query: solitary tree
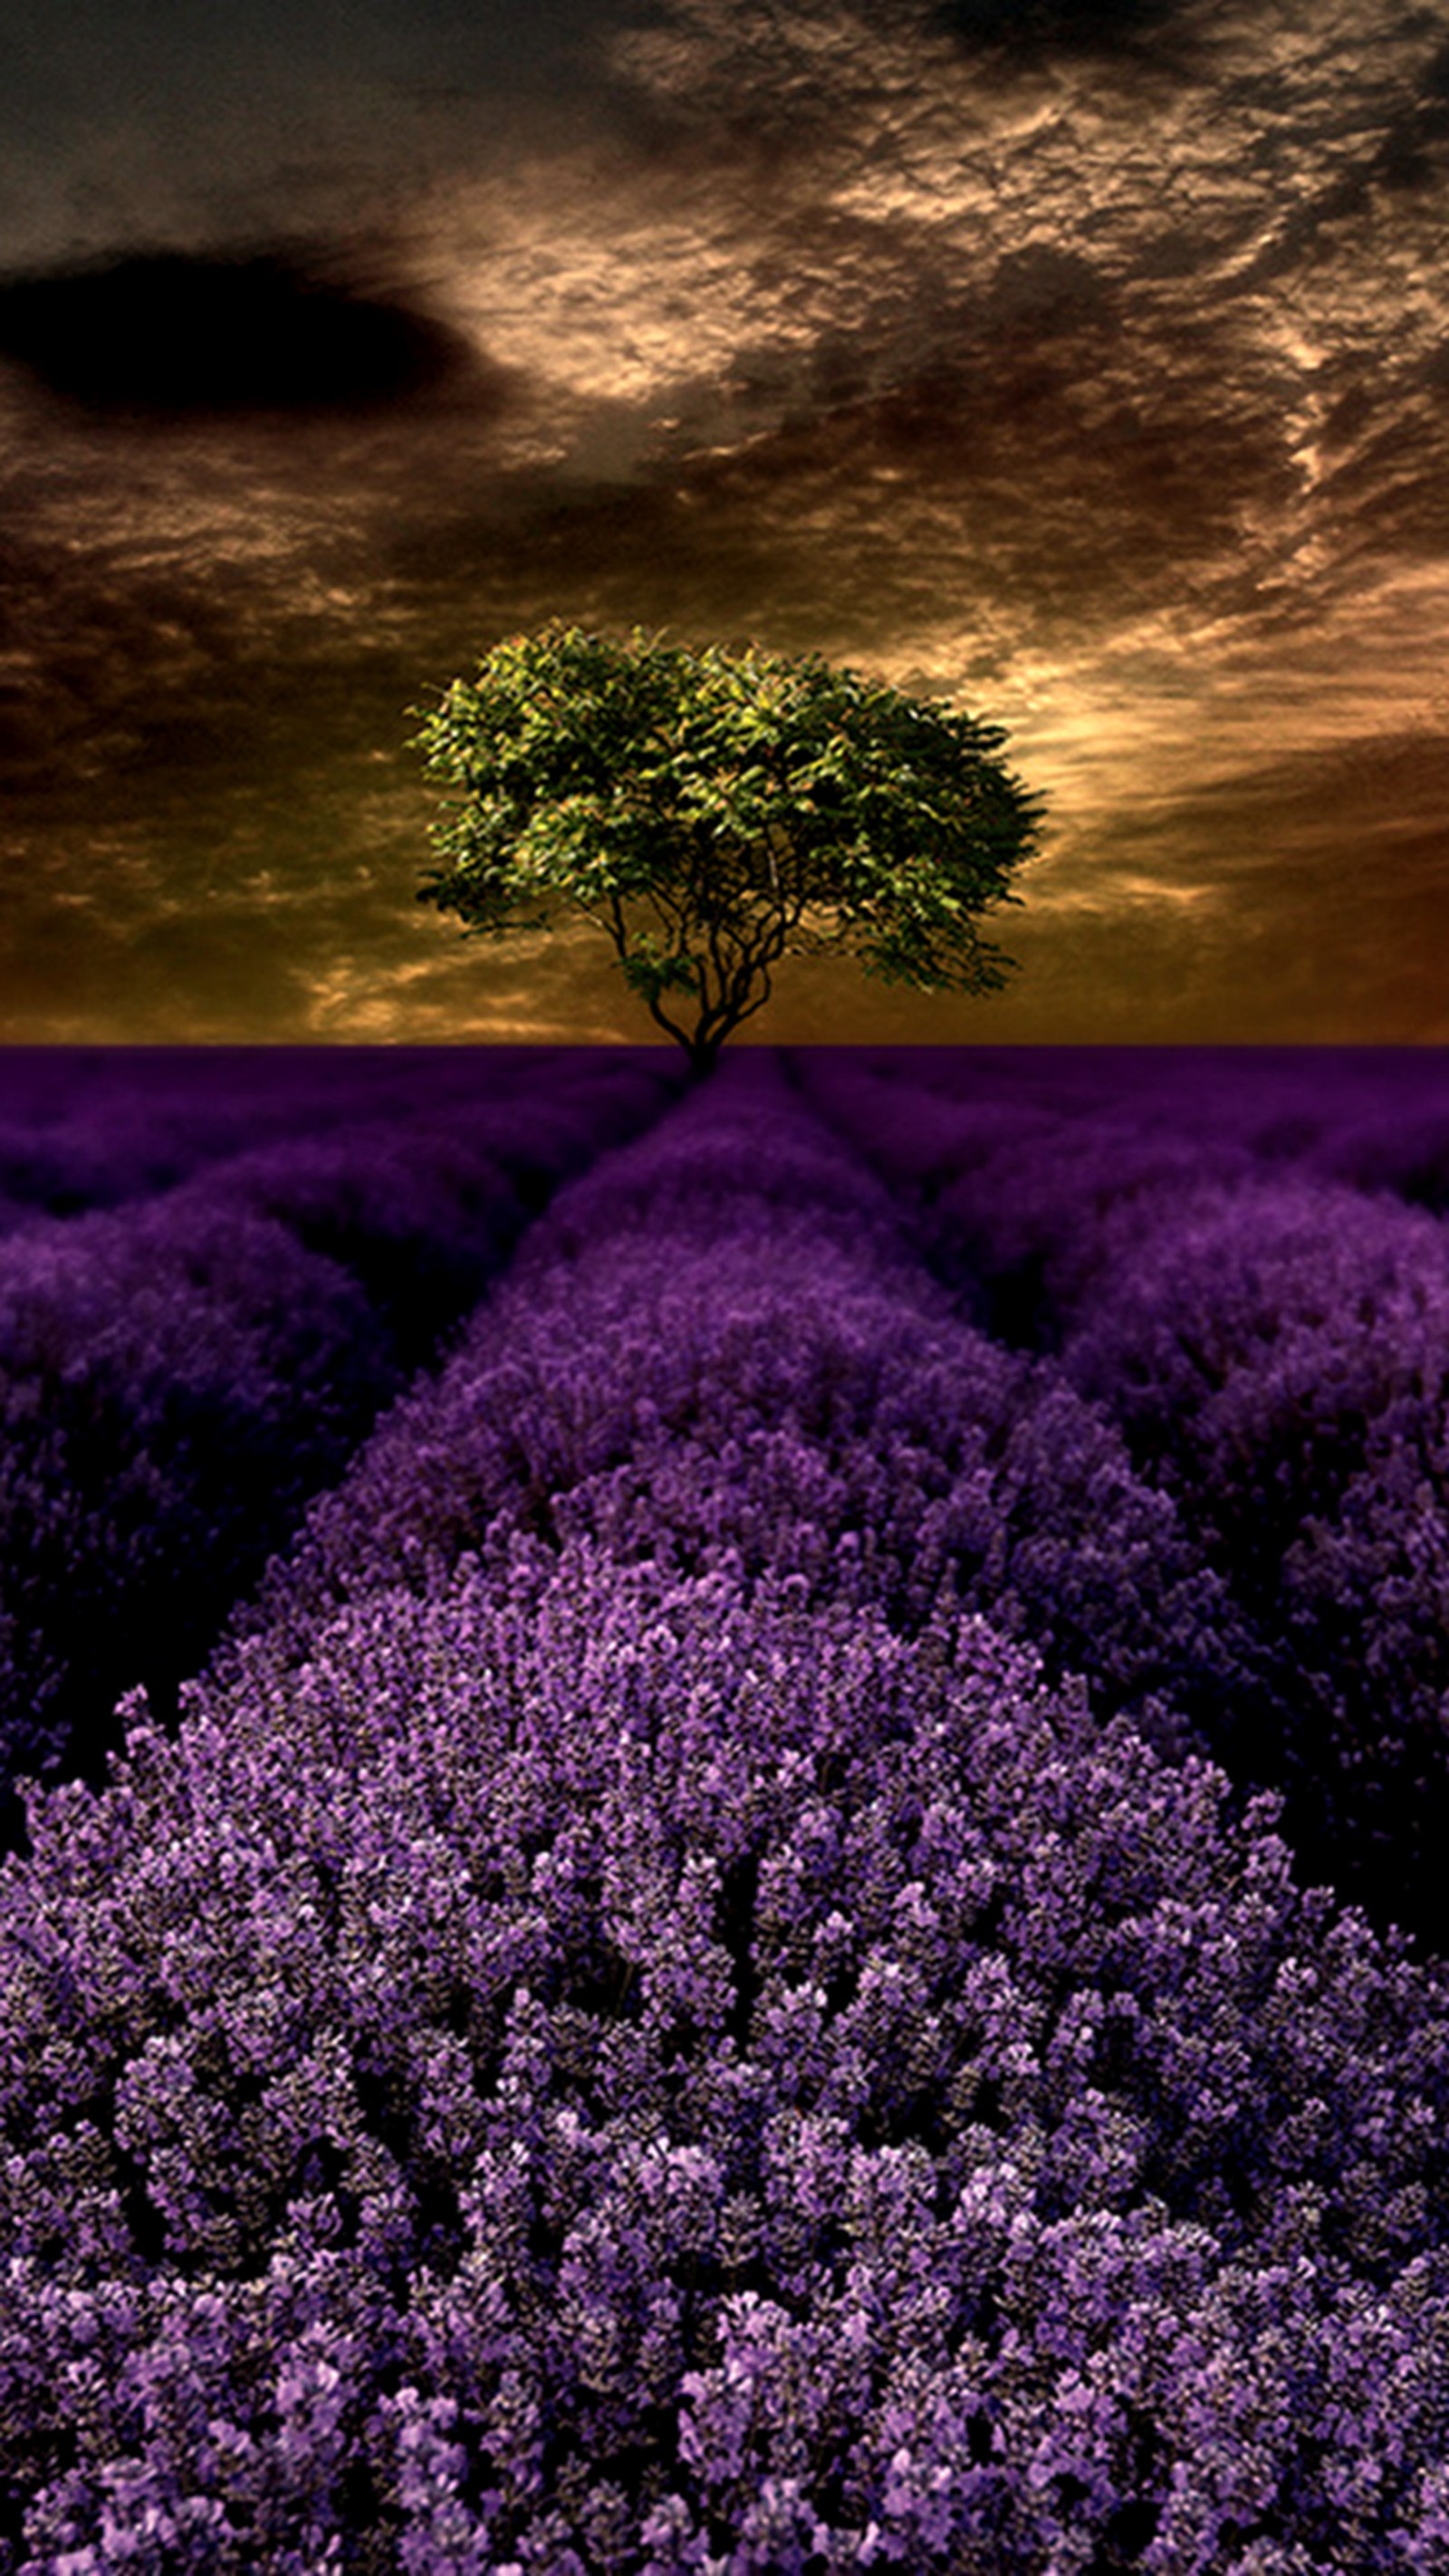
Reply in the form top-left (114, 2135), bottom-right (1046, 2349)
top-left (413, 622), bottom-right (1042, 1073)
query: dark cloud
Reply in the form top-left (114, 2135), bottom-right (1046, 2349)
top-left (932, 0), bottom-right (1185, 61)
top-left (1369, 34), bottom-right (1449, 190)
top-left (0, 249), bottom-right (484, 418)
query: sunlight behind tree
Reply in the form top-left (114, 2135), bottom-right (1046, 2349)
top-left (411, 623), bottom-right (1043, 1069)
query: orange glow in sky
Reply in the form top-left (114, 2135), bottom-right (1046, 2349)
top-left (2, 0), bottom-right (1447, 1040)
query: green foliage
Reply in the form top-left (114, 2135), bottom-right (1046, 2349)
top-left (412, 622), bottom-right (1043, 1068)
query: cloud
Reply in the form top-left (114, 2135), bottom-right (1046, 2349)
top-left (0, 248), bottom-right (486, 418)
top-left (931, 0), bottom-right (1190, 61)
top-left (393, 285), bottom-right (1287, 676)
top-left (2, 0), bottom-right (1448, 1041)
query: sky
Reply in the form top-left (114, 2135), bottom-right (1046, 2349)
top-left (1, 0), bottom-right (1447, 1043)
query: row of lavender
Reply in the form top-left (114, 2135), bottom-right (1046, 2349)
top-left (3, 1053), bottom-right (1449, 2569)
top-left (0, 1051), bottom-right (682, 1809)
top-left (791, 1049), bottom-right (1449, 1947)
top-left (0, 1053), bottom-right (547, 1234)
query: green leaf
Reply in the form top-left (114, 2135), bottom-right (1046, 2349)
top-left (409, 620), bottom-right (1041, 1062)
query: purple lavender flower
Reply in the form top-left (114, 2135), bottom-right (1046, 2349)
top-left (4, 1542), bottom-right (1449, 2568)
top-left (0, 1051), bottom-right (678, 1809)
top-left (1, 1046), bottom-right (1447, 2567)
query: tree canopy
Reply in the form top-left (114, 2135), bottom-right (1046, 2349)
top-left (412, 622), bottom-right (1043, 1070)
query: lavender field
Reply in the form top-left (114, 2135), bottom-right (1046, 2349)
top-left (3, 1046), bottom-right (1449, 2572)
